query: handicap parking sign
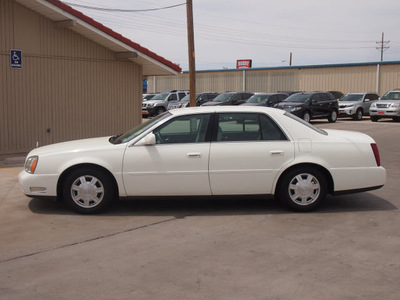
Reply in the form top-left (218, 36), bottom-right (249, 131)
top-left (10, 49), bottom-right (22, 69)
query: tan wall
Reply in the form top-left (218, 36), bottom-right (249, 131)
top-left (148, 64), bottom-right (400, 96)
top-left (1, 0), bottom-right (142, 154)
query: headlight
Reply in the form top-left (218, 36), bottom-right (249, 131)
top-left (390, 103), bottom-right (400, 108)
top-left (25, 156), bottom-right (39, 174)
top-left (370, 103), bottom-right (376, 108)
top-left (291, 107), bottom-right (302, 112)
top-left (148, 103), bottom-right (155, 108)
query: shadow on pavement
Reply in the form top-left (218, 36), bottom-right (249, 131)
top-left (28, 192), bottom-right (397, 217)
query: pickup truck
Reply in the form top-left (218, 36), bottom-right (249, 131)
top-left (276, 92), bottom-right (339, 122)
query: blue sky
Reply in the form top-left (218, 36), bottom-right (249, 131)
top-left (63, 0), bottom-right (400, 71)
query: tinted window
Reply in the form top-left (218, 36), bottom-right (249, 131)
top-left (178, 92), bottom-right (186, 99)
top-left (216, 113), bottom-right (287, 142)
top-left (153, 114), bottom-right (210, 144)
top-left (168, 94), bottom-right (178, 101)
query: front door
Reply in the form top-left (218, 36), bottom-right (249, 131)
top-left (122, 114), bottom-right (212, 196)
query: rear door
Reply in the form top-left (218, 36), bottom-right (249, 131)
top-left (209, 112), bottom-right (295, 195)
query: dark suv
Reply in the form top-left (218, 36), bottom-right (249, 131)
top-left (276, 92), bottom-right (339, 122)
top-left (201, 91), bottom-right (254, 106)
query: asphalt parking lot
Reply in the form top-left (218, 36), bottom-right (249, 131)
top-left (1, 118), bottom-right (399, 300)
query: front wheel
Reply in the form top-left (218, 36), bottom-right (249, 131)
top-left (302, 112), bottom-right (311, 123)
top-left (155, 107), bottom-right (165, 116)
top-left (62, 167), bottom-right (116, 214)
top-left (277, 167), bottom-right (327, 212)
top-left (328, 110), bottom-right (338, 123)
top-left (370, 116), bottom-right (379, 122)
top-left (353, 109), bottom-right (363, 120)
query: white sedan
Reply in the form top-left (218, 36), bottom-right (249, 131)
top-left (19, 106), bottom-right (386, 214)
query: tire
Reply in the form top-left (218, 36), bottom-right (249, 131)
top-left (392, 117), bottom-right (400, 122)
top-left (302, 112), bottom-right (311, 123)
top-left (328, 110), bottom-right (338, 123)
top-left (353, 109), bottom-right (363, 120)
top-left (278, 167), bottom-right (327, 212)
top-left (155, 107), bottom-right (165, 116)
top-left (370, 116), bottom-right (379, 122)
top-left (62, 167), bottom-right (116, 214)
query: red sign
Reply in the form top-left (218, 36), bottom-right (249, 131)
top-left (236, 59), bottom-right (252, 69)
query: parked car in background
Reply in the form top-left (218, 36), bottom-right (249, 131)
top-left (276, 92), bottom-right (339, 122)
top-left (142, 90), bottom-right (188, 116)
top-left (168, 92), bottom-right (219, 110)
top-left (241, 93), bottom-right (288, 107)
top-left (19, 106), bottom-right (385, 214)
top-left (328, 91), bottom-right (344, 100)
top-left (339, 92), bottom-right (379, 120)
top-left (142, 93), bottom-right (156, 101)
top-left (370, 89), bottom-right (400, 122)
top-left (201, 91), bottom-right (254, 106)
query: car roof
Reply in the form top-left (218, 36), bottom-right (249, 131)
top-left (168, 105), bottom-right (287, 117)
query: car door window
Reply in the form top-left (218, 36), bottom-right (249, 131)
top-left (168, 93), bottom-right (178, 101)
top-left (178, 92), bottom-right (186, 99)
top-left (216, 113), bottom-right (287, 142)
top-left (153, 114), bottom-right (210, 144)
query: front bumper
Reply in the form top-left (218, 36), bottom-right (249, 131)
top-left (370, 108), bottom-right (400, 118)
top-left (19, 171), bottom-right (59, 197)
top-left (339, 107), bottom-right (354, 116)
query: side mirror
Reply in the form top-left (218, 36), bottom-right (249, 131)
top-left (364, 99), bottom-right (370, 102)
top-left (136, 133), bottom-right (156, 146)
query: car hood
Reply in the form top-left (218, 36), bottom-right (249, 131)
top-left (28, 136), bottom-right (118, 157)
top-left (374, 100), bottom-right (400, 104)
top-left (201, 101), bottom-right (222, 106)
top-left (338, 101), bottom-right (360, 106)
top-left (240, 103), bottom-right (263, 106)
top-left (277, 102), bottom-right (303, 108)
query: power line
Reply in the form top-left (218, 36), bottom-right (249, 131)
top-left (62, 2), bottom-right (186, 12)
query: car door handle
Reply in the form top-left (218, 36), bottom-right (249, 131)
top-left (187, 152), bottom-right (202, 158)
top-left (270, 150), bottom-right (284, 156)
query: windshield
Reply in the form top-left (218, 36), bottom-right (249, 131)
top-left (112, 112), bottom-right (171, 144)
top-left (247, 94), bottom-right (271, 104)
top-left (212, 93), bottom-right (234, 103)
top-left (381, 91), bottom-right (400, 101)
top-left (283, 93), bottom-right (311, 103)
top-left (181, 93), bottom-right (199, 102)
top-left (151, 93), bottom-right (169, 101)
top-left (340, 94), bottom-right (363, 101)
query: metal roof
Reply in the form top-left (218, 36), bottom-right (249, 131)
top-left (15, 0), bottom-right (182, 76)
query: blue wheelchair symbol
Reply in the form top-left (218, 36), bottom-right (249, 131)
top-left (10, 49), bottom-right (22, 69)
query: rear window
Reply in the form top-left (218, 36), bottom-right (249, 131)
top-left (283, 112), bottom-right (327, 135)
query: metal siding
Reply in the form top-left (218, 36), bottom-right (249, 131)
top-left (1, 0), bottom-right (142, 154)
top-left (148, 64), bottom-right (400, 97)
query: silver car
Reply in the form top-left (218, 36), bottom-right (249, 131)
top-left (370, 89), bottom-right (400, 122)
top-left (338, 92), bottom-right (379, 120)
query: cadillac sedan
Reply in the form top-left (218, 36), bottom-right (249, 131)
top-left (19, 106), bottom-right (386, 214)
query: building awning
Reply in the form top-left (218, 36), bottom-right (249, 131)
top-left (15, 0), bottom-right (182, 76)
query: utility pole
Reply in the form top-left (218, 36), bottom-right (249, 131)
top-left (186, 0), bottom-right (196, 107)
top-left (376, 32), bottom-right (390, 62)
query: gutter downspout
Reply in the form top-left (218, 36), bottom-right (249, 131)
top-left (376, 64), bottom-right (380, 95)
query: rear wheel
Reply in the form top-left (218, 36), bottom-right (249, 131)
top-left (62, 167), bottom-right (115, 214)
top-left (278, 167), bottom-right (327, 212)
top-left (353, 109), bottom-right (363, 120)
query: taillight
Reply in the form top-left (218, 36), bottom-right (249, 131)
top-left (371, 143), bottom-right (381, 166)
